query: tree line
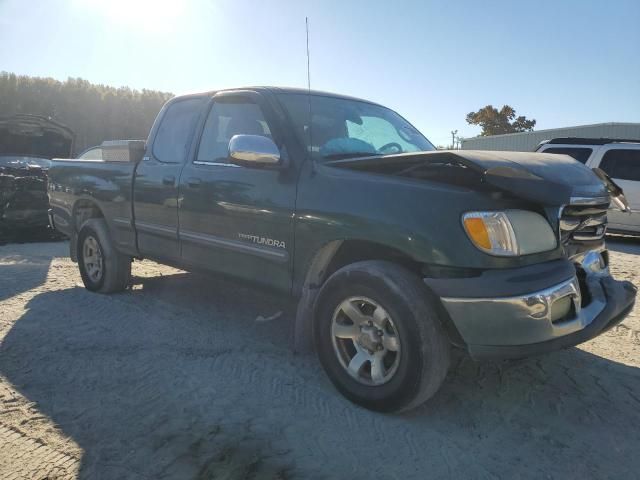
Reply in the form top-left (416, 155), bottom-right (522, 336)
top-left (0, 72), bottom-right (173, 154)
top-left (0, 72), bottom-right (537, 153)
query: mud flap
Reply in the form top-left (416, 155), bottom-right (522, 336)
top-left (292, 285), bottom-right (318, 353)
top-left (69, 232), bottom-right (78, 262)
top-left (291, 240), bottom-right (343, 354)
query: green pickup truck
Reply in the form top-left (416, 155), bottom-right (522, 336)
top-left (48, 87), bottom-right (636, 412)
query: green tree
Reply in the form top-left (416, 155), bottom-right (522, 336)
top-left (465, 105), bottom-right (536, 136)
top-left (0, 72), bottom-right (173, 154)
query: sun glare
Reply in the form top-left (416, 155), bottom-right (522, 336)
top-left (75, 0), bottom-right (187, 32)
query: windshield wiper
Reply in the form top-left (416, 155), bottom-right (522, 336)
top-left (322, 152), bottom-right (383, 160)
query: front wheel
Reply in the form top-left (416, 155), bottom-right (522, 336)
top-left (77, 219), bottom-right (131, 293)
top-left (313, 261), bottom-right (450, 413)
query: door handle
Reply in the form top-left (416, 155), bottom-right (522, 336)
top-left (162, 175), bottom-right (176, 186)
top-left (187, 177), bottom-right (202, 188)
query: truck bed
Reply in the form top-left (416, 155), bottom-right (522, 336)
top-left (48, 158), bottom-right (138, 255)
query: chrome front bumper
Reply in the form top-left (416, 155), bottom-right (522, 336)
top-left (440, 275), bottom-right (605, 347)
top-left (426, 253), bottom-right (636, 359)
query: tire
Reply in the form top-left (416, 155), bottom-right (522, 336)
top-left (77, 218), bottom-right (131, 293)
top-left (313, 260), bottom-right (450, 413)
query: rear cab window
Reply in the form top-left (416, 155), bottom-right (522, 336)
top-left (152, 98), bottom-right (205, 163)
top-left (542, 147), bottom-right (593, 164)
top-left (598, 149), bottom-right (640, 181)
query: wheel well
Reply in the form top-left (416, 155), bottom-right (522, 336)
top-left (324, 240), bottom-right (422, 282)
top-left (68, 200), bottom-right (104, 262)
top-left (293, 240), bottom-right (467, 354)
top-left (322, 241), bottom-right (466, 348)
top-left (292, 240), bottom-right (423, 353)
top-left (73, 199), bottom-right (104, 232)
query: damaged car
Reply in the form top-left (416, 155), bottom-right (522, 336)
top-left (0, 114), bottom-right (74, 239)
top-left (47, 88), bottom-right (636, 412)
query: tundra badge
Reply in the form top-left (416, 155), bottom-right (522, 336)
top-left (238, 233), bottom-right (286, 249)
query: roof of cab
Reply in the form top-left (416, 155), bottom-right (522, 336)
top-left (170, 86), bottom-right (383, 107)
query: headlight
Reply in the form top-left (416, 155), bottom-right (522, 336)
top-left (462, 210), bottom-right (557, 256)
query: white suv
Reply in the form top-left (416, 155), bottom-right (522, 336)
top-left (536, 138), bottom-right (640, 234)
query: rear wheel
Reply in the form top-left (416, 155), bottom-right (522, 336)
top-left (77, 219), bottom-right (131, 293)
top-left (314, 261), bottom-right (450, 413)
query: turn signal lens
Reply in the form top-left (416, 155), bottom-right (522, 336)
top-left (462, 211), bottom-right (518, 256)
top-left (463, 217), bottom-right (491, 250)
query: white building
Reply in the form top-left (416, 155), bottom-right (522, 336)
top-left (461, 122), bottom-right (640, 152)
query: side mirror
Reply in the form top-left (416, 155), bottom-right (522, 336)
top-left (229, 134), bottom-right (281, 167)
top-left (592, 167), bottom-right (632, 213)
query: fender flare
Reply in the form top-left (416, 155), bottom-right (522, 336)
top-left (69, 198), bottom-right (105, 262)
top-left (292, 240), bottom-right (343, 353)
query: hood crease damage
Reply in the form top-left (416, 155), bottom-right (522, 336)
top-left (326, 150), bottom-right (609, 206)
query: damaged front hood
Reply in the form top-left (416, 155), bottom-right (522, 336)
top-left (326, 150), bottom-right (608, 206)
top-left (0, 114), bottom-right (74, 159)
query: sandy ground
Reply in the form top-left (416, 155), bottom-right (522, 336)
top-left (0, 239), bottom-right (639, 479)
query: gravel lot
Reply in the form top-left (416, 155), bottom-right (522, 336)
top-left (0, 239), bottom-right (639, 479)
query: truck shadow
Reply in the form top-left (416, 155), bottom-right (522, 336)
top-left (0, 241), bottom-right (65, 302)
top-left (1, 273), bottom-right (639, 478)
top-left (0, 226), bottom-right (66, 246)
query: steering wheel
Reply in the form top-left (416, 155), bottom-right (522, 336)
top-left (378, 142), bottom-right (403, 154)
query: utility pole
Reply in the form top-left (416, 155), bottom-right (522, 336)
top-left (451, 130), bottom-right (458, 150)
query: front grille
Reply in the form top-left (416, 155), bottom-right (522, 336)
top-left (559, 200), bottom-right (609, 244)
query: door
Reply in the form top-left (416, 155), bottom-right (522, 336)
top-left (178, 92), bottom-right (297, 292)
top-left (134, 97), bottom-right (205, 261)
top-left (594, 146), bottom-right (640, 232)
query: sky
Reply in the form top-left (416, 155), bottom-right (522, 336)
top-left (1, 0), bottom-right (639, 146)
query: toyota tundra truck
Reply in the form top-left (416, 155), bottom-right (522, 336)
top-left (47, 87), bottom-right (637, 412)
